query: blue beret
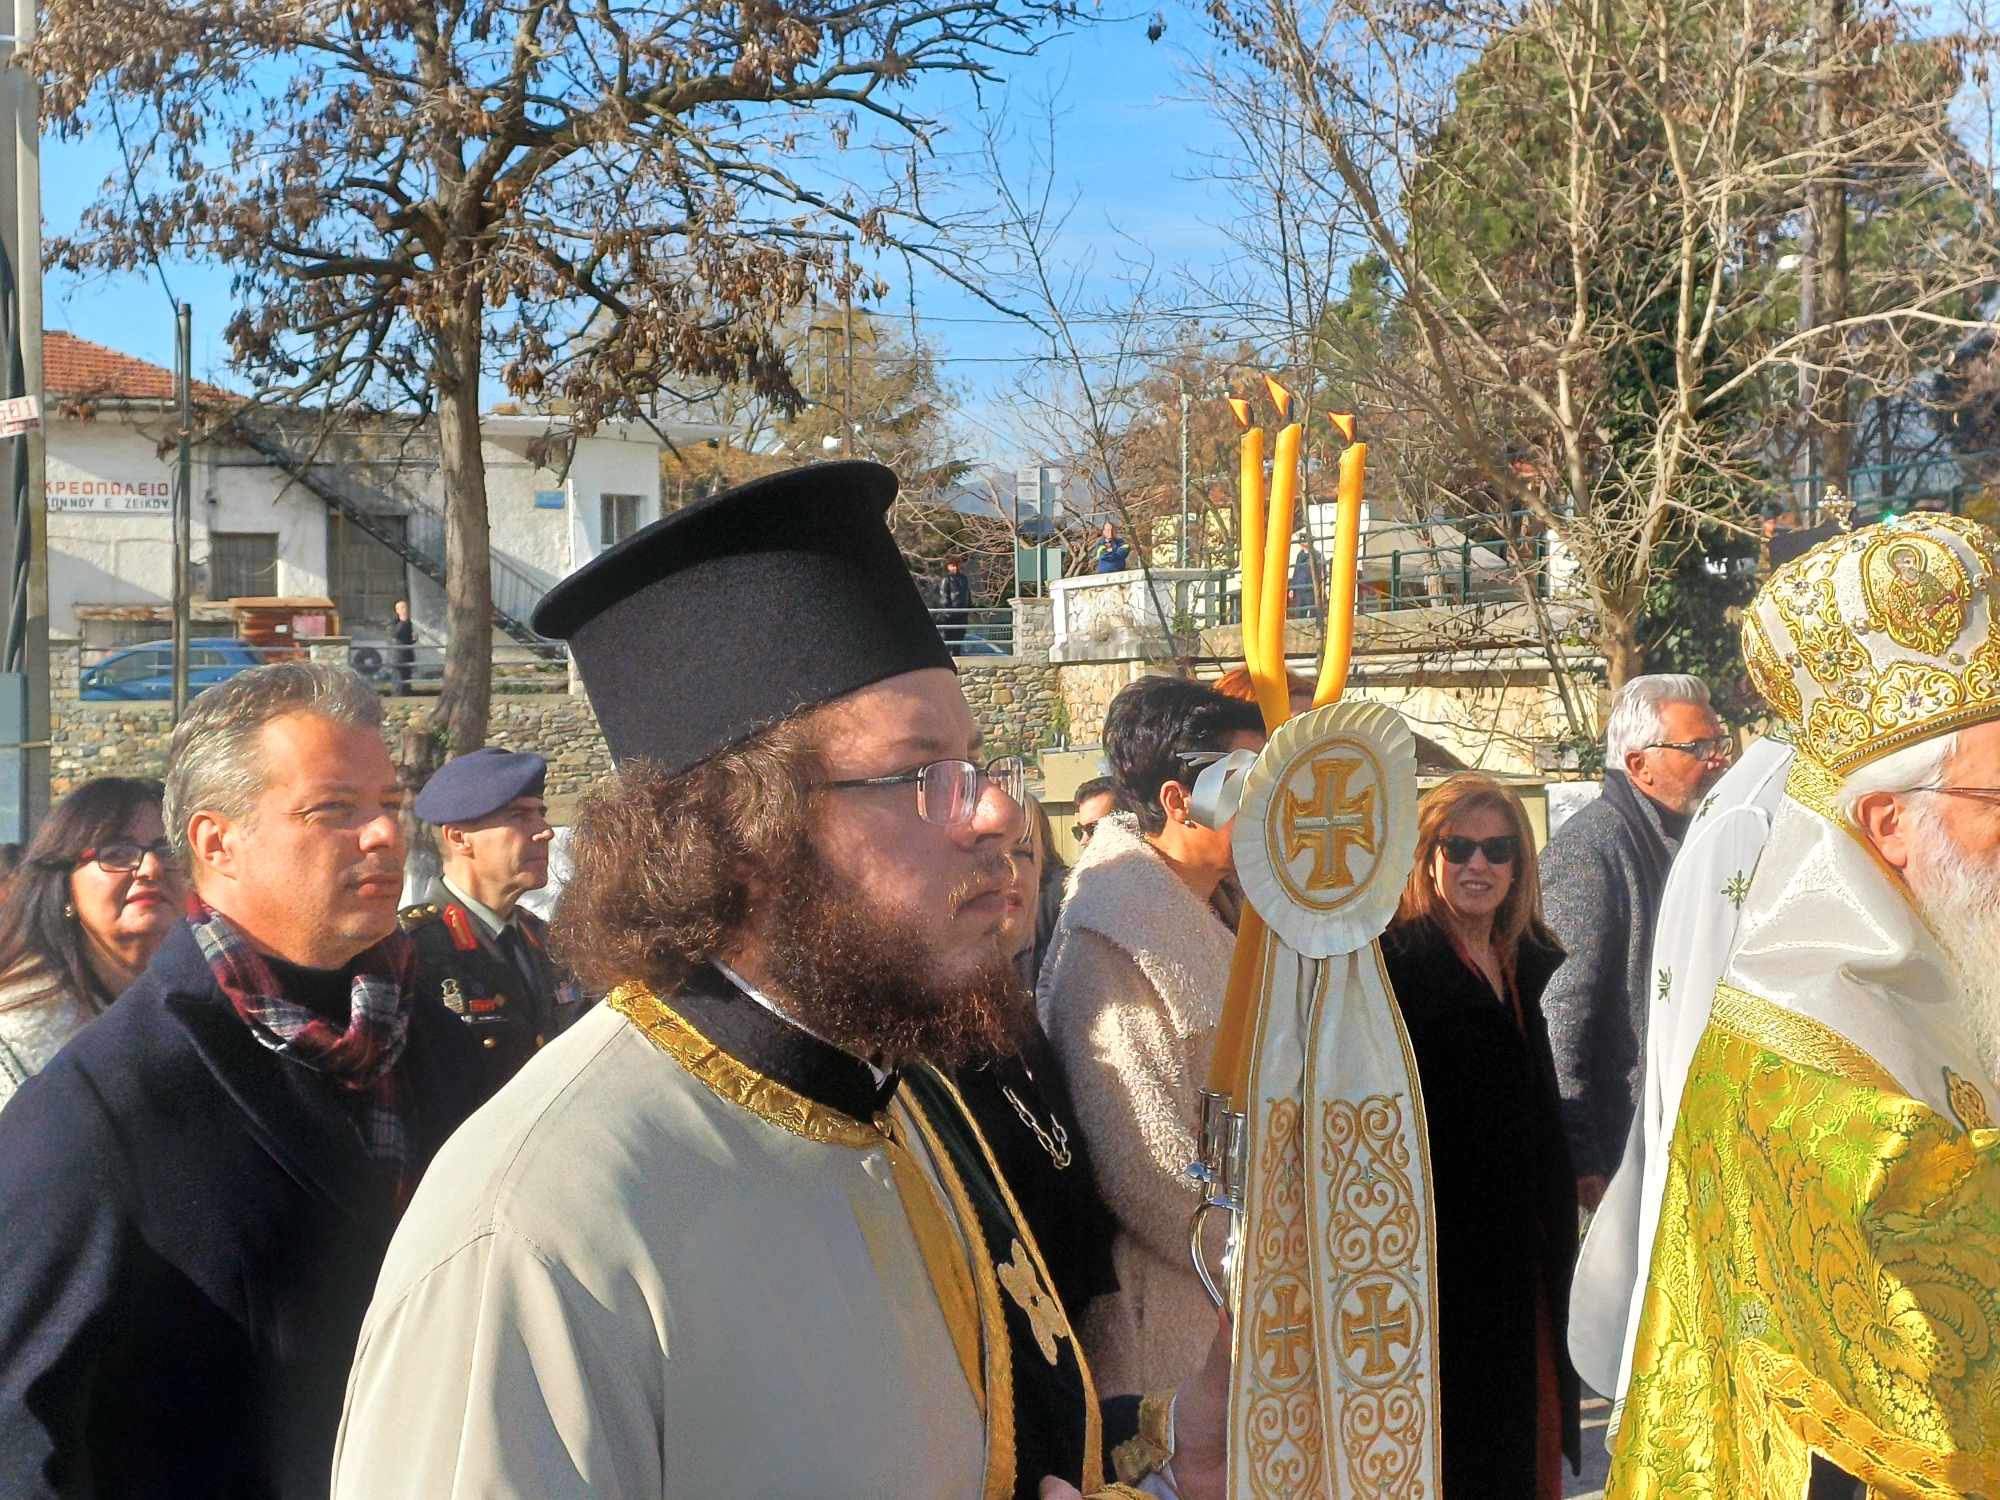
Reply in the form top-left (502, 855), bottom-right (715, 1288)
top-left (414, 748), bottom-right (548, 826)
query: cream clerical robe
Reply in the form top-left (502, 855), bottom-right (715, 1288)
top-left (332, 973), bottom-right (1135, 1499)
top-left (1607, 762), bottom-right (2000, 1497)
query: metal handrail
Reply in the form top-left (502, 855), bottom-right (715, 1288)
top-left (929, 606), bottom-right (1015, 655)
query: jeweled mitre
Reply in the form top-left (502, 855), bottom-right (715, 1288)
top-left (1742, 512), bottom-right (2000, 773)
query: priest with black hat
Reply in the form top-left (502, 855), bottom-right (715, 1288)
top-left (331, 462), bottom-right (1225, 1500)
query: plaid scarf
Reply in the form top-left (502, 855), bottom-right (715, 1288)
top-left (188, 898), bottom-right (417, 1186)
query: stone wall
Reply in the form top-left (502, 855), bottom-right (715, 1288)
top-left (50, 612), bottom-right (1068, 803)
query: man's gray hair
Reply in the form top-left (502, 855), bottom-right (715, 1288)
top-left (1602, 674), bottom-right (1713, 766)
top-left (1836, 730), bottom-right (1960, 821)
top-left (163, 662), bottom-right (384, 859)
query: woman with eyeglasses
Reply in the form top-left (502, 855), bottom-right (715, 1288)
top-left (1381, 773), bottom-right (1579, 1498)
top-left (0, 778), bottom-right (185, 1107)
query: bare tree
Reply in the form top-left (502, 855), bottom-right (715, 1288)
top-left (36, 0), bottom-right (1072, 761)
top-left (1200, 0), bottom-right (2000, 688)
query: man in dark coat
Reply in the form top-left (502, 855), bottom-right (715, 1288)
top-left (939, 556), bottom-right (973, 649)
top-left (1540, 674), bottom-right (1730, 1207)
top-left (0, 662), bottom-right (483, 1499)
top-left (402, 747), bottom-right (582, 1103)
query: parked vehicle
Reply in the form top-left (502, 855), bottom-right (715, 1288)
top-left (78, 639), bottom-right (272, 701)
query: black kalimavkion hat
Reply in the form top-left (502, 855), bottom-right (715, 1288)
top-left (531, 460), bottom-right (953, 774)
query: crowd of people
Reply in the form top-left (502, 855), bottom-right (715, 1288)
top-left (0, 460), bottom-right (1995, 1498)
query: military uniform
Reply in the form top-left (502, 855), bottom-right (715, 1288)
top-left (401, 895), bottom-right (583, 1105)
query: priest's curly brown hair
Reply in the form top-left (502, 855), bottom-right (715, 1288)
top-left (549, 716), bottom-right (824, 998)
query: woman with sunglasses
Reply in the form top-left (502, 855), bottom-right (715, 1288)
top-left (1381, 772), bottom-right (1579, 1499)
top-left (0, 777), bottom-right (185, 1106)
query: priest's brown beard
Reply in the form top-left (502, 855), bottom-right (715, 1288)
top-left (760, 847), bottom-right (1033, 1071)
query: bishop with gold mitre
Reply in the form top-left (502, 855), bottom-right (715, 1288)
top-left (1608, 512), bottom-right (2000, 1497)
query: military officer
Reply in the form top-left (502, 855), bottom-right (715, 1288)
top-left (403, 748), bottom-right (580, 1101)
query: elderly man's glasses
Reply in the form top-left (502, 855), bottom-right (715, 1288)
top-left (78, 840), bottom-right (177, 873)
top-left (1439, 834), bottom-right (1519, 866)
top-left (824, 755), bottom-right (1027, 827)
top-left (1647, 738), bottom-right (1729, 761)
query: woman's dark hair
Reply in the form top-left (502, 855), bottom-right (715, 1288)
top-left (1103, 675), bottom-right (1265, 836)
top-left (0, 777), bottom-right (167, 1016)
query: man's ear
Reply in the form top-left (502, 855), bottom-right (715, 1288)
top-left (1623, 746), bottom-right (1651, 785)
top-left (1157, 779), bottom-right (1191, 827)
top-left (185, 811), bottom-right (232, 884)
top-left (437, 823), bottom-right (472, 860)
top-left (1851, 789), bottom-right (1914, 871)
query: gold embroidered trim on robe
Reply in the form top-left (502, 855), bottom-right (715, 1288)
top-left (1708, 983), bottom-right (1900, 1094)
top-left (1782, 753), bottom-right (1843, 821)
top-left (923, 1069), bottom-right (1107, 1494)
top-left (903, 1086), bottom-right (1021, 1500)
top-left (606, 982), bottom-right (883, 1147)
top-left (607, 983), bottom-right (987, 1422)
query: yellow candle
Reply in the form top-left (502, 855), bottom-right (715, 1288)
top-left (1258, 422), bottom-right (1301, 732)
top-left (1314, 438), bottom-right (1367, 708)
top-left (1206, 907), bottom-right (1268, 1103)
top-left (1238, 425), bottom-right (1267, 680)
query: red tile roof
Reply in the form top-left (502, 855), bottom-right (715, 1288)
top-left (44, 331), bottom-right (233, 406)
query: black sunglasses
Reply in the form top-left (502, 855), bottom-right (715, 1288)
top-left (1438, 834), bottom-right (1520, 866)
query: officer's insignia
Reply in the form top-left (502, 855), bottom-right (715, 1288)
top-left (441, 977), bottom-right (468, 1015)
top-left (398, 902), bottom-right (438, 931)
top-left (442, 905), bottom-right (480, 952)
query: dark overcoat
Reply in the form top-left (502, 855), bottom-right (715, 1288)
top-left (0, 922), bottom-right (483, 1500)
top-left (1380, 915), bottom-right (1582, 1496)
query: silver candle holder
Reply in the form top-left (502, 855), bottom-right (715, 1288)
top-left (1186, 1088), bottom-right (1247, 1310)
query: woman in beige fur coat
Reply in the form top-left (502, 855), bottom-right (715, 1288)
top-left (1037, 676), bottom-right (1264, 1395)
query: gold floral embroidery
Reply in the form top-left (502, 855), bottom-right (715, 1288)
top-left (1606, 1025), bottom-right (2000, 1499)
top-left (1110, 1392), bottom-right (1176, 1485)
top-left (1320, 1095), bottom-right (1430, 1497)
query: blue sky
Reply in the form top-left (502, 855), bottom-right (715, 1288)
top-left (39, 14), bottom-right (1234, 466)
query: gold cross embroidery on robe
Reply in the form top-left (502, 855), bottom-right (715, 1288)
top-left (998, 1239), bottom-right (1068, 1365)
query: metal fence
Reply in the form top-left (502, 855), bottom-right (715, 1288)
top-left (1192, 507), bottom-right (1554, 626)
top-left (930, 607), bottom-right (1015, 656)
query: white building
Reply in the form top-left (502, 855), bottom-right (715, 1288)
top-left (44, 332), bottom-right (720, 647)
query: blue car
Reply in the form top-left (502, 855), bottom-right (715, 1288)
top-left (79, 639), bottom-right (269, 701)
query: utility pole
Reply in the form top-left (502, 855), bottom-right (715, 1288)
top-left (0, 0), bottom-right (46, 838)
top-left (841, 241), bottom-right (855, 458)
top-left (171, 304), bottom-right (192, 723)
top-left (1178, 379), bottom-right (1191, 568)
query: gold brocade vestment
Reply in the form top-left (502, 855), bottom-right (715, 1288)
top-left (1607, 1000), bottom-right (2000, 1497)
top-left (1608, 759), bottom-right (2000, 1499)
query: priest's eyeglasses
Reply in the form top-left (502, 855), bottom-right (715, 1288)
top-left (824, 755), bottom-right (1027, 826)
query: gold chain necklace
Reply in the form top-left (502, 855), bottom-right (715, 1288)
top-left (1000, 1082), bottom-right (1072, 1170)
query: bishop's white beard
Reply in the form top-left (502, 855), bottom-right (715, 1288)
top-left (1902, 800), bottom-right (2000, 1090)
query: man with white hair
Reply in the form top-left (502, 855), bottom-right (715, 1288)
top-left (1542, 673), bottom-right (1732, 1206)
top-left (1607, 513), bottom-right (2000, 1495)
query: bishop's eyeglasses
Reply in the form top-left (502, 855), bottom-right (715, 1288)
top-left (823, 755), bottom-right (1027, 827)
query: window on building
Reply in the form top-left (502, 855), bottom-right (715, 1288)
top-left (208, 532), bottom-right (279, 600)
top-left (600, 493), bottom-right (644, 548)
